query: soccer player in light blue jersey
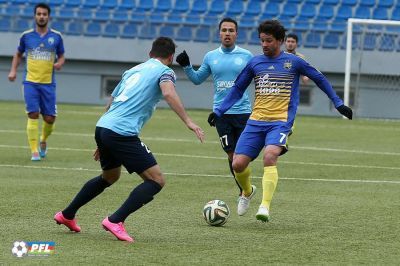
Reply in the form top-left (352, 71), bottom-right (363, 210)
top-left (8, 3), bottom-right (65, 161)
top-left (176, 18), bottom-right (253, 196)
top-left (54, 37), bottom-right (205, 243)
top-left (208, 20), bottom-right (353, 222)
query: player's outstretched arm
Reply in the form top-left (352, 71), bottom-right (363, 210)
top-left (161, 81), bottom-right (205, 143)
top-left (176, 50), bottom-right (190, 67)
top-left (8, 52), bottom-right (22, 82)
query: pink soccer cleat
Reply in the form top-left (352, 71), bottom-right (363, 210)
top-left (54, 211), bottom-right (81, 232)
top-left (102, 217), bottom-right (134, 243)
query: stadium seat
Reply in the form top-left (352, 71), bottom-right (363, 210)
top-left (85, 22), bottom-right (102, 36)
top-left (77, 9), bottom-right (93, 20)
top-left (322, 0), bottom-right (339, 5)
top-left (281, 3), bottom-right (298, 18)
top-left (155, 0), bottom-right (172, 12)
top-left (159, 25), bottom-right (174, 38)
top-left (103, 23), bottom-right (119, 37)
top-left (3, 5), bottom-right (21, 16)
top-left (64, 0), bottom-right (81, 7)
top-left (66, 21), bottom-right (83, 35)
top-left (354, 6), bottom-right (371, 19)
top-left (11, 0), bottom-right (26, 5)
top-left (121, 23), bottom-right (137, 38)
top-left (249, 30), bottom-right (259, 45)
top-left (137, 0), bottom-right (154, 12)
top-left (362, 33), bottom-right (377, 51)
top-left (149, 12), bottom-right (165, 24)
top-left (83, 0), bottom-right (100, 8)
top-left (93, 9), bottom-right (111, 22)
top-left (14, 19), bottom-right (31, 32)
top-left (112, 10), bottom-right (129, 23)
top-left (0, 17), bottom-right (11, 31)
top-left (293, 16), bottom-right (310, 32)
top-left (227, 0), bottom-right (244, 16)
top-left (305, 0), bottom-right (320, 4)
top-left (300, 3), bottom-right (316, 19)
top-left (208, 0), bottom-right (225, 16)
top-left (239, 16), bottom-right (256, 29)
top-left (322, 32), bottom-right (340, 49)
top-left (175, 26), bottom-right (192, 41)
top-left (165, 13), bottom-right (184, 25)
top-left (57, 8), bottom-right (76, 20)
top-left (336, 5), bottom-right (353, 19)
top-left (21, 5), bottom-right (35, 18)
top-left (330, 18), bottom-right (347, 32)
top-left (119, 0), bottom-right (136, 9)
top-left (373, 8), bottom-right (389, 20)
top-left (102, 0), bottom-right (118, 9)
top-left (191, 0), bottom-right (207, 14)
top-left (184, 12), bottom-right (201, 25)
top-left (287, 0), bottom-right (301, 3)
top-left (391, 7), bottom-right (400, 20)
top-left (130, 12), bottom-right (147, 24)
top-left (318, 4), bottom-right (334, 19)
top-left (377, 0), bottom-right (394, 8)
top-left (379, 34), bottom-right (396, 51)
top-left (236, 30), bottom-right (247, 44)
top-left (263, 2), bottom-right (280, 18)
top-left (341, 0), bottom-right (357, 6)
top-left (359, 0), bottom-right (375, 7)
top-left (172, 0), bottom-right (189, 13)
top-left (51, 20), bottom-right (65, 32)
top-left (243, 0), bottom-right (262, 16)
top-left (202, 13), bottom-right (218, 26)
top-left (138, 24), bottom-right (157, 39)
top-left (303, 31), bottom-right (321, 48)
top-left (49, 0), bottom-right (64, 6)
top-left (340, 33), bottom-right (359, 50)
top-left (193, 26), bottom-right (210, 42)
top-left (313, 17), bottom-right (329, 32)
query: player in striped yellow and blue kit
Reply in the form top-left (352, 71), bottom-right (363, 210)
top-left (208, 20), bottom-right (353, 222)
top-left (8, 3), bottom-right (65, 161)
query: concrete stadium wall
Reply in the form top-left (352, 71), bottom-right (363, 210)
top-left (1, 32), bottom-right (400, 118)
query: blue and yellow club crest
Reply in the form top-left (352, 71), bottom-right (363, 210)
top-left (283, 60), bottom-right (292, 70)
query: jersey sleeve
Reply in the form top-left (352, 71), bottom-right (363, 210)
top-left (56, 34), bottom-right (65, 56)
top-left (159, 69), bottom-right (176, 86)
top-left (17, 34), bottom-right (26, 54)
top-left (215, 61), bottom-right (254, 116)
top-left (297, 58), bottom-right (344, 108)
top-left (182, 53), bottom-right (211, 85)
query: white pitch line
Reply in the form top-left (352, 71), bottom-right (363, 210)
top-left (0, 144), bottom-right (399, 171)
top-left (1, 129), bottom-right (400, 156)
top-left (1, 164), bottom-right (399, 184)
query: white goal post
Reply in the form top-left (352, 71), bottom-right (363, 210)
top-left (344, 18), bottom-right (400, 119)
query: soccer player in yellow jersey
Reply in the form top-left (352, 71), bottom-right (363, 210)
top-left (285, 33), bottom-right (309, 85)
top-left (208, 20), bottom-right (353, 222)
top-left (8, 3), bottom-right (65, 161)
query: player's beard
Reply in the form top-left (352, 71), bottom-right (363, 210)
top-left (36, 20), bottom-right (48, 29)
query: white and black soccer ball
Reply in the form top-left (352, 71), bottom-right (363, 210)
top-left (12, 241), bottom-right (28, 258)
top-left (203, 200), bottom-right (230, 226)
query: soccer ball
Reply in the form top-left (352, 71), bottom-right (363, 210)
top-left (203, 200), bottom-right (230, 226)
top-left (11, 241), bottom-right (28, 258)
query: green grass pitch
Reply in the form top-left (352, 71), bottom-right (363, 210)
top-left (0, 101), bottom-right (399, 264)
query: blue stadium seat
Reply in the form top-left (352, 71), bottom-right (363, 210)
top-left (391, 7), bottom-right (400, 20)
top-left (103, 23), bottom-right (119, 37)
top-left (165, 13), bottom-right (184, 25)
top-left (239, 16), bottom-right (256, 29)
top-left (208, 0), bottom-right (225, 15)
top-left (293, 16), bottom-right (310, 32)
top-left (66, 21), bottom-right (83, 35)
top-left (300, 3), bottom-right (316, 18)
top-left (159, 25), bottom-right (174, 38)
top-left (287, 0), bottom-right (301, 3)
top-left (362, 33), bottom-right (377, 51)
top-left (49, 0), bottom-right (64, 6)
top-left (11, 0), bottom-right (26, 5)
top-left (305, 0), bottom-right (320, 4)
top-left (263, 2), bottom-right (280, 18)
top-left (193, 26), bottom-right (210, 42)
top-left (379, 34), bottom-right (396, 51)
top-left (373, 8), bottom-right (388, 20)
top-left (15, 19), bottom-right (31, 32)
top-left (103, 0), bottom-right (118, 9)
top-left (119, 0), bottom-right (136, 9)
top-left (112, 10), bottom-right (129, 23)
top-left (341, 33), bottom-right (359, 50)
top-left (236, 30), bottom-right (247, 44)
top-left (243, 0), bottom-right (262, 16)
top-left (172, 0), bottom-right (189, 13)
top-left (149, 12), bottom-right (165, 24)
top-left (155, 0), bottom-right (172, 12)
top-left (303, 31), bottom-right (321, 48)
top-left (191, 0), bottom-right (207, 14)
top-left (130, 12), bottom-right (147, 24)
top-left (313, 17), bottom-right (329, 32)
top-left (3, 5), bottom-right (21, 16)
top-left (359, 0), bottom-right (375, 7)
top-left (77, 9), bottom-right (93, 20)
top-left (330, 18), bottom-right (347, 33)
top-left (278, 15), bottom-right (293, 30)
top-left (202, 13), bottom-right (218, 26)
top-left (138, 24), bottom-right (157, 39)
top-left (83, 0), bottom-right (100, 8)
top-left (137, 0), bottom-right (154, 11)
top-left (341, 0), bottom-right (357, 6)
top-left (51, 20), bottom-right (65, 32)
top-left (318, 4), bottom-right (334, 19)
top-left (336, 5), bottom-right (353, 19)
top-left (227, 0), bottom-right (244, 16)
top-left (354, 6), bottom-right (371, 19)
top-left (322, 0), bottom-right (339, 5)
top-left (184, 12), bottom-right (201, 25)
top-left (377, 0), bottom-right (394, 8)
top-left (249, 30), bottom-right (259, 45)
top-left (0, 17), bottom-right (11, 31)
top-left (64, 0), bottom-right (81, 7)
top-left (322, 33), bottom-right (340, 49)
top-left (281, 3), bottom-right (298, 18)
top-left (175, 26), bottom-right (192, 41)
top-left (85, 22), bottom-right (102, 36)
top-left (94, 9), bottom-right (111, 21)
top-left (21, 5), bottom-right (35, 18)
top-left (121, 23), bottom-right (137, 38)
top-left (57, 8), bottom-right (76, 20)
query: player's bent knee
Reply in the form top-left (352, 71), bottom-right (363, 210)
top-left (232, 160), bottom-right (247, 173)
top-left (28, 112), bottom-right (40, 119)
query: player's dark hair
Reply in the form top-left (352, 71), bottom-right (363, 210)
top-left (286, 33), bottom-right (298, 42)
top-left (258, 20), bottom-right (286, 42)
top-left (219, 17), bottom-right (238, 31)
top-left (150, 37), bottom-right (176, 58)
top-left (34, 3), bottom-right (51, 15)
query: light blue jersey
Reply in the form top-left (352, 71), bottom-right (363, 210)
top-left (183, 46), bottom-right (253, 114)
top-left (97, 58), bottom-right (176, 136)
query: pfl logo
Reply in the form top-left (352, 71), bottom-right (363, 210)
top-left (12, 241), bottom-right (55, 257)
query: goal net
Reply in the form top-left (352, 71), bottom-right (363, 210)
top-left (344, 18), bottom-right (400, 119)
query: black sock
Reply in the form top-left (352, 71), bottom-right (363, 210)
top-left (229, 159), bottom-right (242, 195)
top-left (108, 179), bottom-right (162, 223)
top-left (62, 175), bottom-right (111, 219)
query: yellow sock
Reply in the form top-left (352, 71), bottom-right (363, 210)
top-left (234, 167), bottom-right (252, 196)
top-left (261, 166), bottom-right (279, 209)
top-left (40, 121), bottom-right (55, 143)
top-left (27, 118), bottom-right (39, 153)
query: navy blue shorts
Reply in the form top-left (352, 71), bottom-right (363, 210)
top-left (215, 113), bottom-right (250, 153)
top-left (95, 127), bottom-right (157, 174)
